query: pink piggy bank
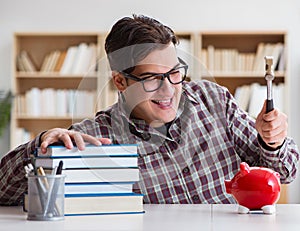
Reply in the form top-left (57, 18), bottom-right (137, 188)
top-left (224, 162), bottom-right (281, 214)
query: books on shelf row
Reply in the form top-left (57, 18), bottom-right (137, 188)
top-left (201, 43), bottom-right (285, 73)
top-left (15, 88), bottom-right (96, 117)
top-left (16, 51), bottom-right (37, 72)
top-left (16, 43), bottom-right (98, 75)
top-left (29, 144), bottom-right (144, 216)
top-left (234, 82), bottom-right (285, 118)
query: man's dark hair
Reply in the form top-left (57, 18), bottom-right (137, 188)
top-left (105, 14), bottom-right (178, 73)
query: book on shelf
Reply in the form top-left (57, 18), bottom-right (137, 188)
top-left (253, 43), bottom-right (284, 72)
top-left (23, 192), bottom-right (144, 216)
top-left (36, 144), bottom-right (138, 158)
top-left (22, 88), bottom-right (96, 117)
top-left (35, 155), bottom-right (138, 169)
top-left (234, 82), bottom-right (285, 118)
top-left (65, 182), bottom-right (135, 194)
top-left (54, 50), bottom-right (67, 72)
top-left (59, 46), bottom-right (78, 75)
top-left (17, 50), bottom-right (37, 72)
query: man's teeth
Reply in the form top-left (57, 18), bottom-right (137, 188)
top-left (152, 99), bottom-right (171, 105)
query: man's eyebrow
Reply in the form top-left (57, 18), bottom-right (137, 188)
top-left (139, 63), bottom-right (180, 77)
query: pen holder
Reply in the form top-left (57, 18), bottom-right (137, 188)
top-left (27, 174), bottom-right (65, 221)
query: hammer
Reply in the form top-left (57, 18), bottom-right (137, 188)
top-left (264, 56), bottom-right (275, 145)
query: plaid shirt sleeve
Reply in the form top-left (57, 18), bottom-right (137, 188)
top-left (0, 133), bottom-right (42, 205)
top-left (221, 82), bottom-right (299, 183)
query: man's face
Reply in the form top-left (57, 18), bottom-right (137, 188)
top-left (123, 43), bottom-right (183, 127)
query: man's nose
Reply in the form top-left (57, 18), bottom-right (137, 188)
top-left (159, 76), bottom-right (173, 92)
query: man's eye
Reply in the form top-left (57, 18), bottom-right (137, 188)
top-left (170, 70), bottom-right (180, 75)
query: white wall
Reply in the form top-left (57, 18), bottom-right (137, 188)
top-left (1, 0), bottom-right (300, 202)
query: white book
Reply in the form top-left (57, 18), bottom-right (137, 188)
top-left (60, 46), bottom-right (78, 75)
top-left (26, 88), bottom-right (41, 116)
top-left (61, 168), bottom-right (140, 183)
top-left (277, 47), bottom-right (286, 71)
top-left (273, 83), bottom-right (285, 113)
top-left (35, 156), bottom-right (138, 169)
top-left (56, 89), bottom-right (67, 116)
top-left (207, 45), bottom-right (215, 72)
top-left (253, 43), bottom-right (266, 72)
top-left (248, 83), bottom-right (266, 118)
top-left (24, 193), bottom-right (144, 216)
top-left (67, 89), bottom-right (76, 116)
top-left (176, 38), bottom-right (192, 75)
top-left (65, 182), bottom-right (134, 194)
top-left (47, 50), bottom-right (61, 72)
top-left (234, 85), bottom-right (251, 112)
top-left (40, 52), bottom-right (51, 72)
top-left (271, 43), bottom-right (284, 70)
top-left (41, 88), bottom-right (56, 116)
top-left (87, 43), bottom-right (97, 73)
top-left (64, 193), bottom-right (144, 215)
top-left (71, 43), bottom-right (88, 74)
top-left (36, 144), bottom-right (138, 157)
top-left (20, 51), bottom-right (36, 72)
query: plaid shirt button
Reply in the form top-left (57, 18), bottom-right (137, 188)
top-left (182, 167), bottom-right (190, 174)
top-left (192, 195), bottom-right (200, 202)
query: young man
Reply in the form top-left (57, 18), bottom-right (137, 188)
top-left (0, 14), bottom-right (299, 205)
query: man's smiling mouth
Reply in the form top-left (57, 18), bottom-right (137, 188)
top-left (151, 98), bottom-right (172, 106)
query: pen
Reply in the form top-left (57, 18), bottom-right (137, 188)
top-left (37, 166), bottom-right (49, 189)
top-left (56, 160), bottom-right (63, 175)
top-left (38, 166), bottom-right (61, 216)
top-left (44, 161), bottom-right (64, 216)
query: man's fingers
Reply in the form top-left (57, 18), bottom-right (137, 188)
top-left (99, 138), bottom-right (112, 145)
top-left (81, 133), bottom-right (102, 146)
top-left (57, 132), bottom-right (74, 149)
top-left (40, 128), bottom-right (112, 152)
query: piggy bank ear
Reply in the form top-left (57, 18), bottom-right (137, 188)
top-left (240, 162), bottom-right (250, 176)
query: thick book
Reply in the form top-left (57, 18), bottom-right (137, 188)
top-left (35, 155), bottom-right (138, 169)
top-left (24, 193), bottom-right (144, 216)
top-left (65, 193), bottom-right (144, 216)
top-left (36, 144), bottom-right (138, 158)
top-left (65, 182), bottom-right (135, 194)
top-left (56, 168), bottom-right (140, 183)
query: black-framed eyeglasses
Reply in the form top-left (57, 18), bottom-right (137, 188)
top-left (120, 57), bottom-right (188, 92)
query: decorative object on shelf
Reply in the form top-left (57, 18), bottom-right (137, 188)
top-left (0, 90), bottom-right (12, 137)
top-left (224, 162), bottom-right (281, 214)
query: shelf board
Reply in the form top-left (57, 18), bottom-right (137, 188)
top-left (16, 115), bottom-right (93, 120)
top-left (15, 74), bottom-right (98, 93)
top-left (16, 72), bottom-right (98, 78)
top-left (16, 116), bottom-right (93, 135)
top-left (201, 71), bottom-right (285, 78)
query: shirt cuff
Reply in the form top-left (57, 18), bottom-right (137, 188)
top-left (24, 130), bottom-right (47, 159)
top-left (257, 134), bottom-right (285, 151)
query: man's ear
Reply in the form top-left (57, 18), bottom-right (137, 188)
top-left (112, 71), bottom-right (127, 92)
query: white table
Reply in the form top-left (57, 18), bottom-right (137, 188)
top-left (1, 204), bottom-right (299, 230)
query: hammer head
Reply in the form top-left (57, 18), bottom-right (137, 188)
top-left (264, 56), bottom-right (274, 81)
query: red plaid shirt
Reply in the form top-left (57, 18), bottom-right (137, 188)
top-left (0, 80), bottom-right (299, 205)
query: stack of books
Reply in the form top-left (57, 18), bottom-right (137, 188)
top-left (32, 144), bottom-right (144, 216)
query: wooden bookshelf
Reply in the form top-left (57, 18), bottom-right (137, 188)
top-left (11, 32), bottom-right (108, 148)
top-left (198, 31), bottom-right (289, 204)
top-left (198, 31), bottom-right (287, 94)
top-left (11, 31), bottom-right (290, 203)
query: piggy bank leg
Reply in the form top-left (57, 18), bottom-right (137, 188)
top-left (261, 205), bottom-right (276, 214)
top-left (238, 205), bottom-right (250, 214)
